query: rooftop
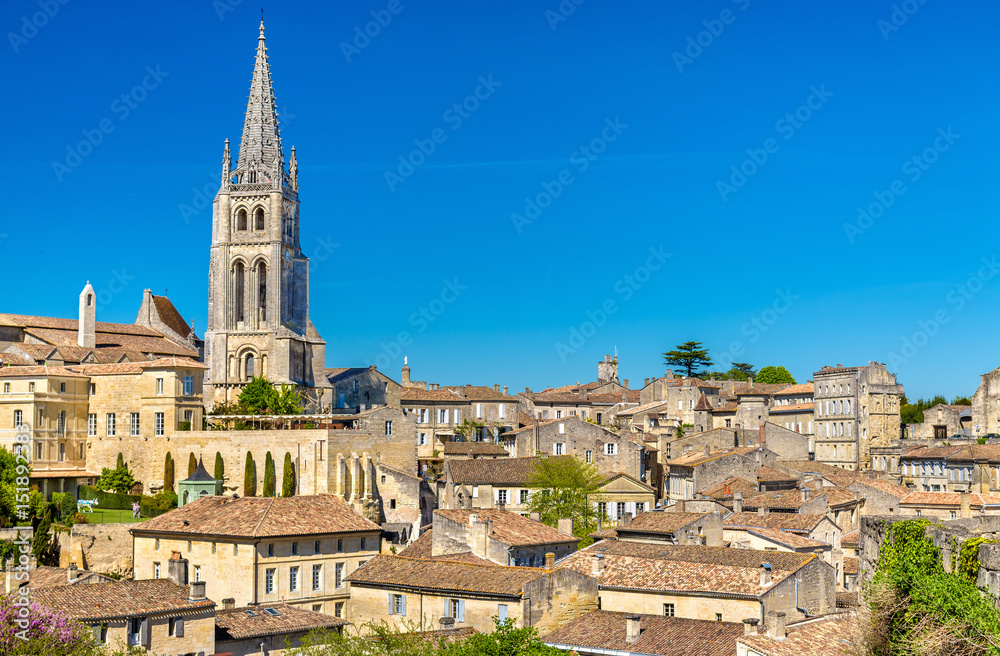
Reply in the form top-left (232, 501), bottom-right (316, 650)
top-left (346, 556), bottom-right (548, 597)
top-left (442, 441), bottom-right (509, 457)
top-left (615, 511), bottom-right (716, 536)
top-left (31, 578), bottom-right (214, 622)
top-left (215, 603), bottom-right (348, 640)
top-left (544, 611), bottom-right (743, 656)
top-left (899, 492), bottom-right (1000, 508)
top-left (738, 614), bottom-right (857, 656)
top-left (723, 512), bottom-right (830, 533)
top-left (448, 455), bottom-right (576, 486)
top-left (435, 509), bottom-right (578, 547)
top-left (132, 494), bottom-right (381, 538)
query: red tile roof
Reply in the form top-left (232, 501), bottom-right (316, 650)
top-left (215, 603), bottom-right (348, 639)
top-left (435, 509), bottom-right (578, 547)
top-left (346, 555), bottom-right (548, 596)
top-left (900, 492), bottom-right (1000, 508)
top-left (738, 614), bottom-right (857, 656)
top-left (132, 494), bottom-right (381, 538)
top-left (723, 512), bottom-right (830, 534)
top-left (448, 455), bottom-right (575, 486)
top-left (543, 611), bottom-right (743, 656)
top-left (615, 511), bottom-right (715, 537)
top-left (31, 579), bottom-right (214, 621)
top-left (401, 388), bottom-right (467, 402)
top-left (442, 441), bottom-right (509, 456)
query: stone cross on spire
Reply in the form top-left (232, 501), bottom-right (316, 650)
top-left (237, 19), bottom-right (283, 174)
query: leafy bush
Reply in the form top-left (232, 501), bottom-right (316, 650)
top-left (95, 466), bottom-right (136, 495)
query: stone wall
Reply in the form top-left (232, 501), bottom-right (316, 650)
top-left (522, 568), bottom-right (598, 634)
top-left (63, 522), bottom-right (134, 578)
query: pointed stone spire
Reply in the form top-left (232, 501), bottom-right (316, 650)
top-left (237, 19), bottom-right (283, 176)
top-left (289, 145), bottom-right (298, 191)
top-left (221, 138), bottom-right (231, 188)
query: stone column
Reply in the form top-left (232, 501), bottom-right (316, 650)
top-left (336, 453), bottom-right (346, 498)
top-left (362, 452), bottom-right (373, 499)
top-left (350, 453), bottom-right (361, 502)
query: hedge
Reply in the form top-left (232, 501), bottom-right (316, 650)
top-left (77, 485), bottom-right (142, 511)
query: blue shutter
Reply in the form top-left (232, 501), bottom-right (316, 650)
top-left (445, 599), bottom-right (451, 618)
top-left (498, 604), bottom-right (508, 621)
top-left (400, 595), bottom-right (407, 616)
top-left (458, 599), bottom-right (465, 623)
top-left (175, 618), bottom-right (184, 638)
top-left (388, 593), bottom-right (394, 615)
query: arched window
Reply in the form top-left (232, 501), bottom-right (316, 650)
top-left (237, 209), bottom-right (248, 231)
top-left (234, 263), bottom-right (246, 323)
top-left (245, 354), bottom-right (255, 381)
top-left (254, 208), bottom-right (265, 231)
top-left (86, 294), bottom-right (93, 307)
top-left (257, 263), bottom-right (267, 321)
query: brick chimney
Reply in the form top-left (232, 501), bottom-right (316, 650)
top-left (758, 506), bottom-right (769, 517)
top-left (168, 552), bottom-right (188, 587)
top-left (760, 563), bottom-right (773, 587)
top-left (743, 617), bottom-right (760, 636)
top-left (733, 491), bottom-right (743, 514)
top-left (189, 581), bottom-right (207, 602)
top-left (764, 611), bottom-right (786, 640)
top-left (644, 378), bottom-right (650, 387)
top-left (591, 554), bottom-right (605, 576)
top-left (67, 563), bottom-right (79, 583)
top-left (529, 512), bottom-right (541, 522)
top-left (620, 512), bottom-right (632, 527)
top-left (557, 518), bottom-right (574, 536)
top-left (625, 615), bottom-right (641, 644)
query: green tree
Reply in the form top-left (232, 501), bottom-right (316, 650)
top-left (116, 453), bottom-right (124, 469)
top-left (262, 452), bottom-right (276, 497)
top-left (282, 453), bottom-right (296, 497)
top-left (59, 493), bottom-right (77, 524)
top-left (952, 395), bottom-right (972, 406)
top-left (754, 365), bottom-right (796, 385)
top-left (188, 452), bottom-right (198, 477)
top-left (95, 466), bottom-right (136, 494)
top-left (662, 341), bottom-right (713, 378)
top-left (527, 456), bottom-right (604, 548)
top-left (239, 375), bottom-right (278, 413)
top-left (731, 362), bottom-right (756, 379)
top-left (0, 446), bottom-right (28, 528)
top-left (163, 453), bottom-right (175, 492)
top-left (31, 510), bottom-right (57, 565)
top-left (273, 384), bottom-right (303, 415)
top-left (244, 452), bottom-right (257, 497)
top-left (214, 452), bottom-right (224, 482)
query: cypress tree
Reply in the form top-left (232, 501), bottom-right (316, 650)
top-left (244, 452), bottom-right (256, 497)
top-left (188, 453), bottom-right (198, 477)
top-left (31, 511), bottom-right (54, 565)
top-left (214, 452), bottom-right (224, 482)
top-left (163, 453), bottom-right (175, 492)
top-left (281, 453), bottom-right (295, 497)
top-left (116, 453), bottom-right (125, 470)
top-left (262, 452), bottom-right (275, 497)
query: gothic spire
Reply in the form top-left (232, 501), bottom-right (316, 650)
top-left (237, 19), bottom-right (283, 174)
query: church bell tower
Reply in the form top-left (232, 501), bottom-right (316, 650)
top-left (203, 20), bottom-right (329, 410)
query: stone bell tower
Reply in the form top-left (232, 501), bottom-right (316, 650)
top-left (203, 20), bottom-right (330, 410)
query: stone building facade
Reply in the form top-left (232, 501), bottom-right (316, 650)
top-left (326, 366), bottom-right (401, 412)
top-left (203, 21), bottom-right (329, 410)
top-left (972, 364), bottom-right (1000, 436)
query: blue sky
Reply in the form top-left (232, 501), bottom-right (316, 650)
top-left (1, 0), bottom-right (997, 400)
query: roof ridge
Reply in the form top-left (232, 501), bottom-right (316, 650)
top-left (251, 497), bottom-right (276, 537)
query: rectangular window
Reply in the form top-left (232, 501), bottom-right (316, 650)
top-left (454, 409), bottom-right (460, 423)
top-left (663, 603), bottom-right (674, 616)
top-left (315, 540), bottom-right (321, 554)
top-left (384, 420), bottom-right (393, 436)
top-left (156, 378), bottom-right (164, 395)
top-left (335, 562), bottom-right (344, 588)
top-left (451, 599), bottom-right (461, 619)
top-left (89, 383), bottom-right (96, 396)
top-left (106, 414), bottom-right (116, 436)
top-left (2, 383), bottom-right (8, 393)
top-left (499, 403), bottom-right (505, 419)
top-left (360, 538), bottom-right (366, 550)
top-left (498, 603), bottom-right (508, 621)
top-left (616, 502), bottom-right (626, 519)
top-left (265, 568), bottom-right (275, 593)
top-left (88, 414), bottom-right (97, 436)
top-left (312, 564), bottom-right (322, 590)
top-left (292, 541), bottom-right (298, 556)
top-left (289, 566), bottom-right (299, 591)
top-left (392, 593), bottom-right (405, 615)
top-left (268, 543), bottom-right (274, 557)
top-left (585, 450), bottom-right (592, 464)
top-left (28, 383), bottom-right (34, 393)
top-left (476, 403), bottom-right (483, 419)
top-left (716, 613), bottom-right (723, 622)
top-left (337, 539), bottom-right (343, 552)
top-left (58, 443), bottom-right (64, 462)
top-left (417, 432), bottom-right (427, 446)
top-left (79, 444), bottom-right (84, 460)
top-left (312, 604), bottom-right (322, 612)
top-left (597, 501), bottom-right (607, 518)
top-left (153, 563), bottom-right (160, 579)
top-left (605, 443), bottom-right (617, 456)
top-left (13, 410), bottom-right (22, 428)
top-left (335, 602), bottom-right (344, 618)
top-left (183, 376), bottom-right (193, 396)
top-left (554, 443), bottom-right (564, 455)
top-left (497, 489), bottom-right (508, 504)
top-left (155, 413), bottom-right (164, 436)
top-left (556, 410), bottom-right (562, 419)
top-left (194, 565), bottom-right (201, 582)
top-left (520, 489), bottom-right (529, 504)
top-left (60, 382), bottom-right (65, 393)
top-left (130, 413), bottom-right (140, 436)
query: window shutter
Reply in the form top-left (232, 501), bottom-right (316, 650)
top-left (91, 624), bottom-right (101, 644)
top-left (458, 599), bottom-right (466, 623)
top-left (176, 618), bottom-right (184, 638)
top-left (388, 593), bottom-right (394, 615)
top-left (445, 599), bottom-right (451, 617)
top-left (139, 618), bottom-right (150, 647)
top-left (400, 595), bottom-right (407, 616)
top-left (498, 604), bottom-right (508, 621)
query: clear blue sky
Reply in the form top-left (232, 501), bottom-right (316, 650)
top-left (2, 0), bottom-right (997, 400)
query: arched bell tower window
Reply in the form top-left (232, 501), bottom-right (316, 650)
top-left (254, 208), bottom-right (265, 231)
top-left (86, 294), bottom-right (93, 306)
top-left (257, 262), bottom-right (267, 321)
top-left (234, 262), bottom-right (245, 323)
top-left (245, 354), bottom-right (255, 381)
top-left (237, 208), bottom-right (248, 231)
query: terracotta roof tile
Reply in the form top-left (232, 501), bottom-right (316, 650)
top-left (17, 566), bottom-right (114, 590)
top-left (738, 615), bottom-right (857, 656)
top-left (667, 446), bottom-right (758, 467)
top-left (448, 455), bottom-right (575, 486)
top-left (773, 383), bottom-right (814, 396)
top-left (614, 511), bottom-right (715, 537)
top-left (841, 530), bottom-right (859, 549)
top-left (442, 442), bottom-right (509, 456)
top-left (346, 555), bottom-right (547, 596)
top-left (442, 385), bottom-right (516, 402)
top-left (843, 557), bottom-right (859, 575)
top-left (397, 530), bottom-right (434, 558)
top-left (132, 495), bottom-right (381, 538)
top-left (701, 477), bottom-right (759, 499)
top-left (215, 603), bottom-right (348, 639)
top-left (435, 509), bottom-right (578, 547)
top-left (543, 611), bottom-right (743, 656)
top-left (151, 295), bottom-right (193, 339)
top-left (0, 365), bottom-right (89, 378)
top-left (900, 492), bottom-right (1000, 508)
top-left (735, 527), bottom-right (828, 550)
top-left (769, 402), bottom-right (815, 413)
top-left (32, 579), bottom-right (214, 621)
top-left (723, 512), bottom-right (829, 533)
top-left (757, 466), bottom-right (797, 482)
top-left (401, 388), bottom-right (467, 402)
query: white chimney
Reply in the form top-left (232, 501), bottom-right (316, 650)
top-left (591, 554), bottom-right (606, 576)
top-left (78, 282), bottom-right (96, 348)
top-left (764, 611), bottom-right (786, 640)
top-left (760, 563), bottom-right (773, 587)
top-left (625, 615), bottom-right (641, 643)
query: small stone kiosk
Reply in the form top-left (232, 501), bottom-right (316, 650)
top-left (177, 458), bottom-right (222, 506)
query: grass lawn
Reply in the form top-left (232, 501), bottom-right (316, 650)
top-left (79, 509), bottom-right (147, 524)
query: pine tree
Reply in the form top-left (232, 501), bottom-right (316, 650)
top-left (262, 452), bottom-right (275, 497)
top-left (281, 453), bottom-right (295, 497)
top-left (214, 452), bottom-right (224, 482)
top-left (188, 453), bottom-right (198, 477)
top-left (163, 453), bottom-right (175, 492)
top-left (663, 341), bottom-right (714, 378)
top-left (244, 452), bottom-right (257, 497)
top-left (116, 453), bottom-right (125, 470)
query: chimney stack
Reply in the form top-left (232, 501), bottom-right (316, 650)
top-left (189, 581), bottom-right (207, 602)
top-left (167, 553), bottom-right (188, 587)
top-left (743, 618), bottom-right (760, 636)
top-left (759, 424), bottom-right (765, 445)
top-left (222, 598), bottom-right (235, 610)
top-left (494, 384), bottom-right (500, 392)
top-left (764, 611), bottom-right (786, 640)
top-left (800, 487), bottom-right (810, 502)
top-left (544, 552), bottom-right (555, 569)
top-left (620, 512), bottom-right (632, 527)
top-left (623, 379), bottom-right (629, 389)
top-left (503, 386), bottom-right (508, 396)
top-left (759, 563), bottom-right (773, 587)
top-left (469, 513), bottom-right (478, 527)
top-left (591, 554), bottom-right (606, 576)
top-left (758, 506), bottom-right (768, 517)
top-left (733, 491), bottom-right (743, 514)
top-left (644, 378), bottom-right (650, 387)
top-left (78, 282), bottom-right (96, 348)
top-left (67, 563), bottom-right (79, 582)
top-left (748, 376), bottom-right (754, 386)
top-left (439, 616), bottom-right (456, 629)
top-left (530, 512), bottom-right (541, 522)
top-left (704, 444), bottom-right (711, 456)
top-left (557, 518), bottom-right (574, 536)
top-left (625, 615), bottom-right (641, 644)
top-left (960, 491), bottom-right (972, 519)
top-left (525, 386), bottom-right (530, 394)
